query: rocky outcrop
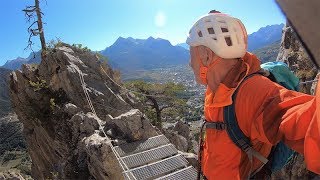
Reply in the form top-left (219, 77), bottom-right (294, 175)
top-left (273, 23), bottom-right (319, 180)
top-left (277, 23), bottom-right (318, 94)
top-left (163, 121), bottom-right (193, 152)
top-left (9, 44), bottom-right (157, 179)
top-left (272, 155), bottom-right (318, 180)
top-left (164, 131), bottom-right (188, 152)
top-left (0, 171), bottom-right (26, 180)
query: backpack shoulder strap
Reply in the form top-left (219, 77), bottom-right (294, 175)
top-left (224, 73), bottom-right (260, 150)
top-left (224, 73), bottom-right (269, 165)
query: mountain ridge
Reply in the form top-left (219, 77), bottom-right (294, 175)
top-left (1, 24), bottom-right (284, 71)
top-left (248, 23), bottom-right (284, 51)
top-left (2, 51), bottom-right (41, 70)
top-left (101, 36), bottom-right (190, 72)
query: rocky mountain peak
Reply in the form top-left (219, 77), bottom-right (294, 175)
top-left (2, 57), bottom-right (28, 70)
top-left (146, 36), bottom-right (155, 41)
top-left (101, 37), bottom-right (189, 73)
top-left (248, 23), bottom-right (284, 51)
top-left (9, 43), bottom-right (158, 179)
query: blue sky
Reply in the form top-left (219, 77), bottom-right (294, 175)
top-left (0, 0), bottom-right (285, 66)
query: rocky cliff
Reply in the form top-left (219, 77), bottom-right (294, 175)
top-left (0, 113), bottom-right (31, 179)
top-left (277, 23), bottom-right (318, 94)
top-left (0, 67), bottom-right (11, 117)
top-left (272, 23), bottom-right (319, 179)
top-left (9, 44), bottom-right (158, 179)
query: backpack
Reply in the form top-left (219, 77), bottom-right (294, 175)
top-left (224, 61), bottom-right (299, 176)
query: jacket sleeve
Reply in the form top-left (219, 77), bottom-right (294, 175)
top-left (236, 75), bottom-right (320, 174)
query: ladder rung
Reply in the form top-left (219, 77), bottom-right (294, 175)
top-left (115, 135), bottom-right (169, 157)
top-left (123, 154), bottom-right (188, 180)
top-left (155, 166), bottom-right (198, 180)
top-left (121, 144), bottom-right (178, 168)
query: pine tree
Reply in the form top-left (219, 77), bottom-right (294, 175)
top-left (125, 81), bottom-right (187, 129)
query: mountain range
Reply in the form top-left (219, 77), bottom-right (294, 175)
top-left (176, 43), bottom-right (189, 50)
top-left (1, 23), bottom-right (284, 72)
top-left (2, 51), bottom-right (41, 70)
top-left (2, 57), bottom-right (28, 70)
top-left (248, 23), bottom-right (284, 51)
top-left (101, 37), bottom-right (190, 72)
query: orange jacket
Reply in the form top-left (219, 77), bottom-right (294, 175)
top-left (202, 52), bottom-right (319, 179)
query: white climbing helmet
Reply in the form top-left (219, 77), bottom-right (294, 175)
top-left (186, 11), bottom-right (248, 59)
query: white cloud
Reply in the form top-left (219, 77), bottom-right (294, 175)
top-left (154, 11), bottom-right (166, 28)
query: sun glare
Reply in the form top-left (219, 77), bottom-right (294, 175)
top-left (155, 11), bottom-right (166, 28)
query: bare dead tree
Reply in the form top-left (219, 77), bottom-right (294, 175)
top-left (23, 0), bottom-right (46, 60)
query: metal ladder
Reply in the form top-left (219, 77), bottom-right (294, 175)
top-left (114, 135), bottom-right (198, 180)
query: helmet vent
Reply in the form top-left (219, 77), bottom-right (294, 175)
top-left (225, 36), bottom-right (232, 46)
top-left (198, 31), bottom-right (203, 37)
top-left (221, 27), bottom-right (229, 33)
top-left (212, 37), bottom-right (217, 41)
top-left (207, 28), bottom-right (215, 34)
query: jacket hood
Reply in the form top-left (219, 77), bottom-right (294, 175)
top-left (205, 52), bottom-right (262, 107)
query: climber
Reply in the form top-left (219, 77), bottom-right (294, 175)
top-left (186, 10), bottom-right (320, 179)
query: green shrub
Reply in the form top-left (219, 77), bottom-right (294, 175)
top-left (29, 79), bottom-right (48, 91)
top-left (72, 43), bottom-right (91, 52)
top-left (47, 38), bottom-right (64, 49)
top-left (50, 98), bottom-right (56, 110)
top-left (2, 152), bottom-right (16, 163)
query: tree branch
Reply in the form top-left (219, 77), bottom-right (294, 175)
top-left (154, 91), bottom-right (165, 96)
top-left (25, 32), bottom-right (35, 55)
top-left (22, 7), bottom-right (36, 13)
top-left (27, 21), bottom-right (38, 32)
top-left (25, 5), bottom-right (36, 9)
top-left (23, 7), bottom-right (36, 22)
top-left (160, 104), bottom-right (173, 111)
